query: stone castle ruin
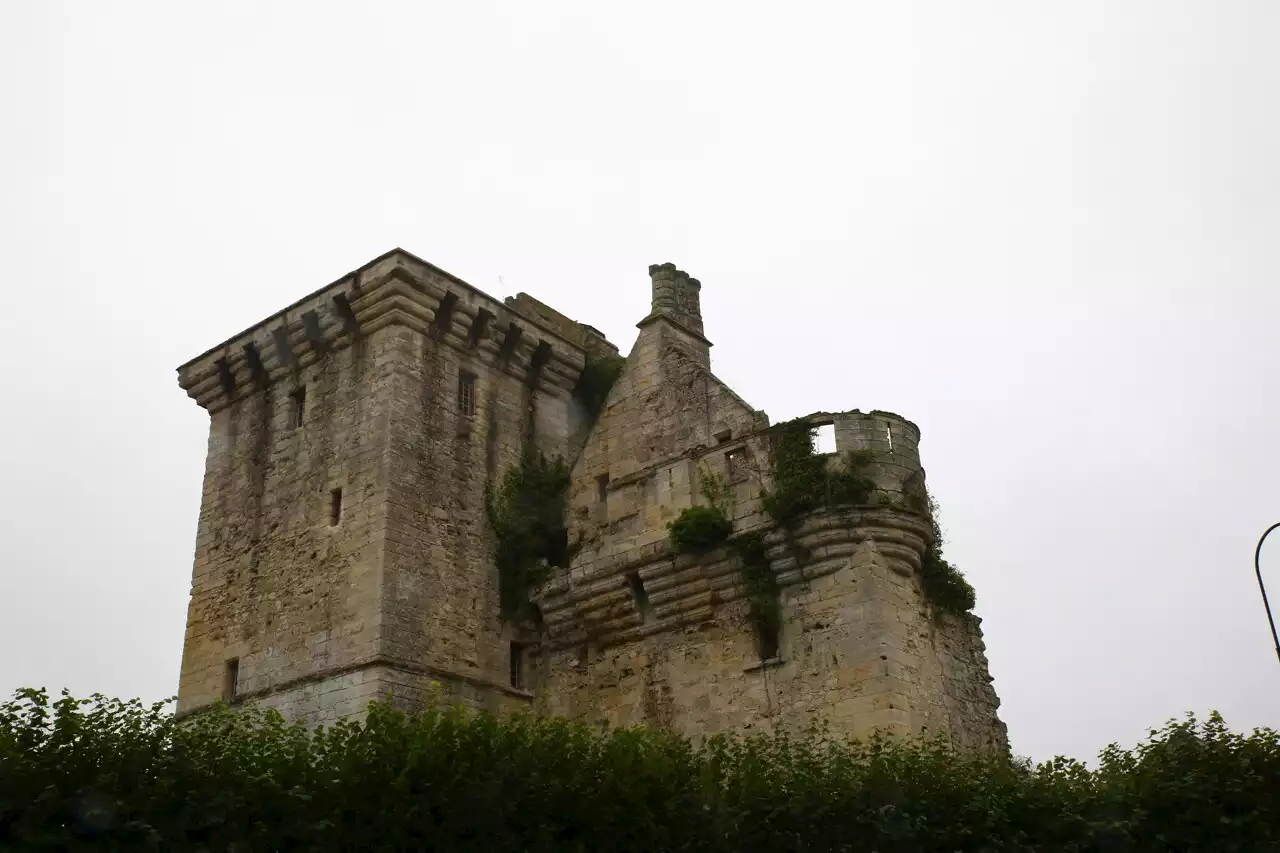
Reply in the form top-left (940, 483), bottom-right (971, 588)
top-left (176, 249), bottom-right (1006, 749)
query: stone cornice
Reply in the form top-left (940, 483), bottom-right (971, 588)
top-left (177, 248), bottom-right (595, 413)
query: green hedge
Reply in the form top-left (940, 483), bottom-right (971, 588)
top-left (2, 688), bottom-right (1277, 851)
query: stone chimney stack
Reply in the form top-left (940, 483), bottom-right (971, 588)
top-left (648, 263), bottom-right (704, 337)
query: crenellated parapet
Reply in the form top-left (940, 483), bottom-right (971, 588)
top-left (177, 249), bottom-right (590, 413)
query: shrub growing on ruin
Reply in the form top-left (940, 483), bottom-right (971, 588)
top-left (920, 493), bottom-right (978, 616)
top-left (667, 505), bottom-right (733, 554)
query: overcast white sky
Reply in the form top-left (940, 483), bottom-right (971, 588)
top-left (2, 1), bottom-right (1278, 761)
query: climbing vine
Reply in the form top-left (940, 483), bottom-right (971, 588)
top-left (730, 531), bottom-right (781, 655)
top-left (762, 418), bottom-right (877, 525)
top-left (665, 466), bottom-right (781, 657)
top-left (486, 449), bottom-right (573, 618)
top-left (574, 351), bottom-right (625, 420)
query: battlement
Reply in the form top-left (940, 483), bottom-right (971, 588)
top-left (177, 249), bottom-right (602, 413)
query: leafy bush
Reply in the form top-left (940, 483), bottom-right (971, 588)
top-left (486, 450), bottom-right (572, 617)
top-left (668, 505), bottom-right (733, 554)
top-left (2, 688), bottom-right (1277, 852)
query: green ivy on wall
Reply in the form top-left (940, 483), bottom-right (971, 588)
top-left (486, 449), bottom-right (573, 618)
top-left (761, 418), bottom-right (876, 525)
top-left (730, 532), bottom-right (780, 654)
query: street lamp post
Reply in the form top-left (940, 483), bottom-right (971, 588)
top-left (1255, 522), bottom-right (1280, 666)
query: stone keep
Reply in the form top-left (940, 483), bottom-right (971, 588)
top-left (176, 248), bottom-right (1006, 749)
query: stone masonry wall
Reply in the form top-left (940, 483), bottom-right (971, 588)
top-left (177, 249), bottom-right (588, 725)
top-left (374, 319), bottom-right (575, 701)
top-left (176, 250), bottom-right (1005, 749)
top-left (177, 327), bottom-right (394, 716)
top-left (533, 256), bottom-right (1006, 746)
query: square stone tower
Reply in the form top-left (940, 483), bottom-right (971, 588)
top-left (176, 249), bottom-right (1006, 750)
top-left (176, 250), bottom-right (611, 721)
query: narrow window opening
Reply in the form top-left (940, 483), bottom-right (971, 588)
top-left (223, 658), bottom-right (240, 702)
top-left (596, 474), bottom-right (610, 503)
top-left (329, 488), bottom-right (343, 526)
top-left (725, 448), bottom-right (747, 482)
top-left (757, 624), bottom-right (780, 662)
top-left (509, 642), bottom-right (524, 689)
top-left (577, 642), bottom-right (590, 668)
top-left (626, 572), bottom-right (653, 622)
top-left (457, 373), bottom-right (476, 416)
top-left (885, 423), bottom-right (894, 451)
top-left (815, 423), bottom-right (836, 454)
top-left (289, 387), bottom-right (306, 429)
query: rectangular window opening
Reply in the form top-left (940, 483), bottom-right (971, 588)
top-left (329, 488), bottom-right (343, 526)
top-left (884, 423), bottom-right (894, 451)
top-left (626, 571), bottom-right (653, 622)
top-left (509, 642), bottom-right (524, 690)
top-left (596, 473), bottom-right (610, 503)
top-left (457, 373), bottom-right (476, 416)
top-left (725, 448), bottom-right (747, 482)
top-left (289, 387), bottom-right (306, 429)
top-left (223, 658), bottom-right (240, 702)
top-left (815, 423), bottom-right (836, 454)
